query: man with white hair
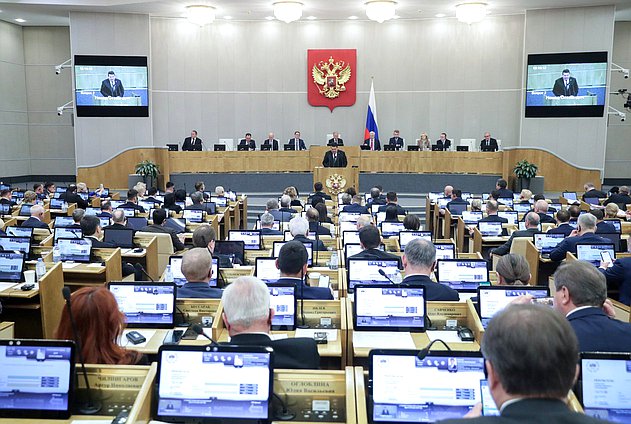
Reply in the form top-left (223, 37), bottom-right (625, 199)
top-left (278, 195), bottom-right (297, 214)
top-left (266, 198), bottom-right (292, 223)
top-left (549, 213), bottom-right (611, 262)
top-left (289, 217), bottom-right (326, 251)
top-left (533, 199), bottom-right (555, 224)
top-left (177, 248), bottom-right (223, 299)
top-left (21, 205), bottom-right (49, 229)
top-left (259, 212), bottom-right (282, 236)
top-left (221, 276), bottom-right (320, 369)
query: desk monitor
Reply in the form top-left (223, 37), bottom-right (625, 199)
top-left (407, 145), bottom-right (420, 152)
top-left (202, 201), bottom-right (217, 215)
top-left (167, 144), bottom-right (179, 151)
top-left (155, 345), bottom-right (273, 422)
top-left (398, 231), bottom-right (432, 251)
top-left (0, 251), bottom-right (25, 283)
top-left (344, 243), bottom-right (363, 261)
top-left (0, 204), bottom-right (10, 215)
top-left (255, 257), bottom-right (281, 284)
top-left (57, 238), bottom-right (92, 262)
top-left (380, 222), bottom-right (404, 238)
top-left (603, 219), bottom-right (622, 233)
top-left (54, 216), bottom-right (75, 228)
top-left (267, 283), bottom-right (296, 330)
top-left (497, 197), bottom-right (514, 208)
top-left (273, 241), bottom-right (312, 266)
top-left (99, 217), bottom-right (110, 228)
top-left (347, 258), bottom-right (400, 292)
top-left (598, 233), bottom-right (622, 252)
top-left (283, 144), bottom-right (295, 151)
top-left (126, 216), bottom-right (147, 231)
top-left (497, 211), bottom-right (518, 225)
top-left (109, 200), bottom-right (124, 209)
top-left (138, 201), bottom-right (154, 212)
top-left (13, 192), bottom-right (24, 200)
top-left (456, 146), bottom-right (469, 152)
top-left (283, 231), bottom-right (316, 242)
top-left (461, 211), bottom-right (483, 224)
top-left (0, 236), bottom-right (31, 256)
top-left (437, 197), bottom-right (450, 208)
top-left (533, 233), bottom-right (565, 254)
top-left (18, 205), bottom-right (32, 217)
top-left (477, 221), bottom-right (503, 237)
top-left (342, 230), bottom-right (361, 246)
top-left (435, 243), bottom-right (456, 260)
top-left (431, 145), bottom-right (443, 151)
top-left (371, 204), bottom-right (381, 214)
top-left (260, 144), bottom-right (271, 151)
top-left (339, 220), bottom-right (356, 234)
top-left (212, 197), bottom-right (228, 208)
top-left (585, 197), bottom-right (601, 205)
top-left (117, 207), bottom-right (136, 218)
top-left (579, 352), bottom-right (631, 423)
top-left (5, 226), bottom-right (33, 239)
top-left (447, 202), bottom-right (468, 216)
top-left (576, 243), bottom-right (615, 266)
top-left (229, 230), bottom-right (262, 250)
top-left (354, 285), bottom-right (426, 332)
top-left (103, 227), bottom-right (134, 248)
top-left (53, 227), bottom-right (82, 244)
top-left (369, 349), bottom-right (485, 423)
top-left (338, 211), bottom-right (362, 222)
top-left (477, 286), bottom-right (550, 329)
top-left (214, 144), bottom-right (226, 151)
top-left (513, 203), bottom-right (532, 213)
top-left (480, 146), bottom-right (495, 152)
top-left (108, 282), bottom-right (176, 328)
top-left (84, 207), bottom-right (99, 216)
top-left (436, 259), bottom-right (489, 292)
top-left (563, 191), bottom-right (578, 202)
top-left (376, 212), bottom-right (386, 225)
top-left (182, 209), bottom-right (204, 224)
top-left (164, 218), bottom-right (186, 233)
top-left (0, 339), bottom-right (75, 419)
top-left (214, 240), bottom-right (245, 265)
top-left (169, 256), bottom-right (219, 288)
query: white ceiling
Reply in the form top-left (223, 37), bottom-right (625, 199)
top-left (1, 0), bottom-right (630, 26)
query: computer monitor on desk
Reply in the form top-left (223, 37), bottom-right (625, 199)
top-left (477, 286), bottom-right (550, 329)
top-left (103, 227), bottom-right (135, 248)
top-left (0, 251), bottom-right (25, 283)
top-left (407, 145), bottom-right (420, 151)
top-left (576, 243), bottom-right (615, 266)
top-left (347, 258), bottom-right (400, 292)
top-left (0, 236), bottom-right (31, 257)
top-left (477, 221), bottom-right (503, 237)
top-left (108, 282), bottom-right (176, 328)
top-left (267, 283), bottom-right (296, 331)
top-left (383, 145), bottom-right (397, 151)
top-left (229, 230), bottom-right (262, 250)
top-left (398, 231), bottom-right (432, 251)
top-left (167, 144), bottom-right (178, 151)
top-left (436, 259), bottom-right (489, 292)
top-left (54, 227), bottom-right (83, 244)
top-left (213, 144), bottom-right (226, 151)
top-left (283, 144), bottom-right (295, 151)
top-left (461, 211), bottom-right (483, 224)
top-left (533, 233), bottom-right (565, 256)
top-left (579, 352), bottom-right (631, 422)
top-left (354, 285), bottom-right (426, 332)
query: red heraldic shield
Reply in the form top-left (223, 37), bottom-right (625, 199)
top-left (307, 49), bottom-right (357, 112)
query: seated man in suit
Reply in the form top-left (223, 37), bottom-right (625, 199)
top-left (549, 213), bottom-right (610, 262)
top-left (348, 225), bottom-right (401, 268)
top-left (435, 132), bottom-right (451, 150)
top-left (366, 187), bottom-right (386, 208)
top-left (97, 201), bottom-right (113, 218)
top-left (440, 303), bottom-right (606, 423)
top-left (377, 191), bottom-right (407, 215)
top-left (185, 191), bottom-right (206, 211)
top-left (322, 142), bottom-right (347, 168)
top-left (192, 224), bottom-right (237, 268)
top-left (238, 133), bottom-right (256, 150)
top-left (140, 208), bottom-right (185, 251)
top-left (478, 200), bottom-right (508, 224)
top-left (104, 209), bottom-right (129, 231)
top-left (494, 178), bottom-right (513, 199)
top-left (553, 260), bottom-right (631, 352)
top-left (0, 189), bottom-right (17, 208)
top-left (599, 256), bottom-right (631, 306)
top-left (327, 131), bottom-right (344, 146)
top-left (306, 208), bottom-right (331, 237)
top-left (548, 208), bottom-right (574, 237)
top-left (259, 212), bottom-right (283, 236)
top-left (176, 248), bottom-right (223, 299)
top-left (388, 129), bottom-right (404, 149)
top-left (401, 238), bottom-right (459, 301)
top-left (60, 184), bottom-right (89, 210)
top-left (221, 276), bottom-right (320, 369)
top-left (341, 194), bottom-right (370, 215)
top-left (144, 187), bottom-right (162, 205)
top-left (81, 215), bottom-right (135, 277)
top-left (21, 205), bottom-right (49, 229)
top-left (289, 216), bottom-right (327, 251)
top-left (182, 130), bottom-right (202, 151)
top-left (278, 195), bottom-right (297, 215)
top-left (604, 185), bottom-right (631, 207)
top-left (532, 199), bottom-right (556, 224)
top-left (479, 132), bottom-right (498, 151)
top-left (262, 132), bottom-right (279, 151)
top-left (266, 199), bottom-right (293, 223)
top-left (308, 182), bottom-right (331, 205)
top-left (276, 241), bottom-right (333, 300)
top-left (121, 189), bottom-right (145, 213)
top-left (67, 209), bottom-right (84, 229)
top-left (491, 212), bottom-right (540, 257)
top-left (590, 209), bottom-right (616, 234)
top-left (362, 131), bottom-right (381, 151)
top-left (582, 182), bottom-right (607, 202)
top-left (288, 131), bottom-right (307, 150)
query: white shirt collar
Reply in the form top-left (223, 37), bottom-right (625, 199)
top-left (499, 398), bottom-right (525, 412)
top-left (566, 305), bottom-right (594, 318)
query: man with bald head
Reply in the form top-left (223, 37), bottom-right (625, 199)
top-left (532, 199), bottom-right (556, 224)
top-left (491, 212), bottom-right (540, 256)
top-left (176, 248), bottom-right (223, 299)
top-left (21, 205), bottom-right (49, 229)
top-left (443, 185), bottom-right (453, 198)
top-left (479, 132), bottom-right (498, 151)
top-left (262, 132), bottom-right (279, 151)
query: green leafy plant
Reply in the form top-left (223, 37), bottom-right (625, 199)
top-left (513, 160), bottom-right (538, 179)
top-left (135, 160), bottom-right (160, 180)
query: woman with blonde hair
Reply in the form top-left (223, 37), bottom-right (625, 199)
top-left (495, 253), bottom-right (531, 285)
top-left (418, 132), bottom-right (431, 150)
top-left (283, 186), bottom-right (302, 208)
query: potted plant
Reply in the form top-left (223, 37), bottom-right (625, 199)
top-left (134, 160), bottom-right (160, 188)
top-left (513, 160), bottom-right (538, 190)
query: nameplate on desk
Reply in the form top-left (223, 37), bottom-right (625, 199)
top-left (426, 305), bottom-right (468, 318)
top-left (177, 303), bottom-right (219, 314)
top-left (89, 374), bottom-right (147, 390)
top-left (281, 381), bottom-right (337, 395)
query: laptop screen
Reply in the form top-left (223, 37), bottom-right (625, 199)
top-left (0, 204), bottom-right (10, 215)
top-left (57, 238), bottom-right (91, 262)
top-left (477, 286), bottom-right (550, 329)
top-left (343, 231), bottom-right (360, 246)
top-left (354, 285), bottom-right (425, 332)
top-left (201, 202), bottom-right (216, 215)
top-left (155, 345), bottom-right (273, 422)
top-left (273, 241), bottom-right (313, 266)
top-left (512, 203), bottom-right (531, 213)
top-left (54, 216), bottom-right (74, 228)
top-left (435, 243), bottom-right (456, 260)
top-left (255, 257), bottom-right (281, 284)
top-left (212, 196), bottom-right (228, 207)
top-left (498, 197), bottom-right (514, 208)
top-left (477, 221), bottom-right (503, 237)
top-left (118, 207), bottom-right (136, 218)
top-left (0, 251), bottom-right (24, 282)
top-left (369, 350), bottom-right (485, 422)
top-left (0, 236), bottom-right (31, 255)
top-left (5, 227), bottom-right (33, 238)
top-left (604, 219), bottom-right (622, 233)
top-left (338, 211), bottom-right (361, 222)
top-left (99, 217), bottom-right (110, 228)
top-left (579, 352), bottom-right (631, 423)
top-left (229, 230), bottom-right (262, 250)
top-left (563, 191), bottom-right (578, 201)
top-left (0, 340), bottom-right (75, 419)
top-left (398, 231), bottom-right (432, 251)
top-left (108, 282), bottom-right (176, 328)
top-left (436, 259), bottom-right (489, 292)
top-left (461, 211), bottom-right (483, 224)
top-left (49, 199), bottom-right (64, 209)
top-left (347, 259), bottom-right (400, 291)
top-left (598, 233), bottom-right (622, 252)
top-left (533, 233), bottom-right (565, 254)
top-left (214, 241), bottom-right (245, 265)
top-left (126, 216), bottom-right (147, 231)
top-left (344, 243), bottom-right (363, 260)
top-left (84, 207), bottom-right (99, 216)
top-left (182, 209), bottom-right (204, 223)
top-left (53, 227), bottom-right (82, 244)
top-left (497, 211), bottom-right (518, 224)
top-left (267, 283), bottom-right (296, 330)
top-left (164, 218), bottom-right (186, 233)
top-left (447, 202), bottom-right (467, 216)
top-left (576, 243), bottom-right (615, 266)
top-left (169, 256), bottom-right (219, 288)
top-left (19, 205), bottom-right (32, 217)
top-left (103, 228), bottom-right (134, 248)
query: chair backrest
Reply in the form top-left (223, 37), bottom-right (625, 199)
top-left (509, 237), bottom-right (531, 257)
top-left (136, 231), bottom-right (174, 275)
top-left (541, 223), bottom-right (555, 233)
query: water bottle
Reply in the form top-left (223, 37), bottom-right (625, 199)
top-left (164, 265), bottom-right (173, 282)
top-left (391, 270), bottom-right (403, 284)
top-left (329, 251), bottom-right (339, 270)
top-left (35, 258), bottom-right (47, 281)
top-left (52, 246), bottom-right (61, 263)
top-left (61, 202), bottom-right (68, 212)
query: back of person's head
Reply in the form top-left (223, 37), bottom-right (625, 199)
top-left (266, 199), bottom-right (279, 210)
top-left (278, 241), bottom-right (308, 275)
top-left (305, 207), bottom-right (319, 223)
top-left (554, 261), bottom-right (606, 308)
top-left (403, 214), bottom-right (421, 231)
top-left (314, 182), bottom-right (323, 192)
top-left (496, 254), bottom-right (531, 285)
top-left (496, 178), bottom-right (508, 189)
top-left (352, 195), bottom-right (363, 205)
top-left (148, 187), bottom-right (158, 196)
top-left (80, 215), bottom-right (100, 237)
top-left (584, 182), bottom-right (595, 191)
top-left (280, 195), bottom-right (291, 208)
top-left (356, 216), bottom-right (372, 229)
top-left (66, 184), bottom-right (77, 194)
top-left (72, 208), bottom-right (85, 223)
top-left (111, 209), bottom-right (126, 224)
top-left (386, 191), bottom-right (397, 202)
top-left (385, 205), bottom-right (398, 220)
top-left (152, 208), bottom-right (167, 225)
top-left (605, 203), bottom-right (619, 218)
top-left (33, 183), bottom-right (43, 192)
top-left (55, 287), bottom-right (141, 365)
top-left (23, 191), bottom-right (37, 204)
top-left (0, 189), bottom-right (10, 198)
top-left (311, 196), bottom-right (324, 208)
top-left (166, 181), bottom-right (175, 190)
top-left (470, 199), bottom-right (482, 211)
top-left (620, 186), bottom-right (629, 195)
top-left (481, 304), bottom-right (579, 400)
top-left (534, 199), bottom-right (549, 213)
top-left (127, 189), bottom-right (138, 201)
top-left (101, 201), bottom-right (112, 211)
top-left (192, 224), bottom-right (216, 247)
top-left (533, 194), bottom-right (545, 202)
top-left (358, 225), bottom-right (381, 249)
top-left (190, 191), bottom-right (204, 205)
top-left (341, 193), bottom-right (352, 205)
top-left (44, 182), bottom-right (55, 191)
top-left (283, 186), bottom-right (297, 199)
top-left (222, 276), bottom-right (271, 329)
top-left (260, 212), bottom-right (275, 228)
top-left (133, 182), bottom-right (146, 197)
top-left (486, 200), bottom-right (499, 214)
top-left (181, 248), bottom-right (212, 282)
top-left (404, 238), bottom-right (436, 269)
top-left (345, 187), bottom-right (357, 197)
top-left (589, 209), bottom-right (604, 221)
top-left (452, 189), bottom-right (462, 198)
top-left (578, 213), bottom-right (596, 231)
top-left (568, 205), bottom-right (580, 218)
top-left (314, 203), bottom-right (329, 223)
top-left (289, 216), bottom-right (309, 237)
top-left (370, 187), bottom-right (380, 199)
top-left (194, 181), bottom-right (205, 192)
top-left (519, 189), bottom-right (532, 201)
top-left (555, 209), bottom-right (570, 223)
top-left (77, 182), bottom-right (87, 193)
top-left (174, 189), bottom-right (187, 202)
top-left (524, 212), bottom-right (540, 228)
top-left (215, 185), bottom-right (225, 196)
top-left (30, 204), bottom-right (45, 217)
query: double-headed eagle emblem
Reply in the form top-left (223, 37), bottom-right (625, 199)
top-left (325, 174), bottom-right (347, 196)
top-left (312, 56), bottom-right (352, 99)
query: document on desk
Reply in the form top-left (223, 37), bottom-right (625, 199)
top-left (120, 329), bottom-right (156, 348)
top-left (353, 331), bottom-right (415, 349)
top-left (427, 330), bottom-right (474, 344)
top-left (62, 263), bottom-right (80, 269)
top-left (295, 328), bottom-right (338, 342)
top-left (0, 282), bottom-right (18, 292)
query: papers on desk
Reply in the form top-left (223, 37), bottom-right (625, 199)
top-left (120, 329), bottom-right (156, 348)
top-left (13, 282), bottom-right (39, 291)
top-left (353, 331), bottom-right (415, 349)
top-left (62, 263), bottom-right (80, 269)
top-left (0, 282), bottom-right (18, 292)
top-left (87, 263), bottom-right (105, 268)
top-left (295, 328), bottom-right (338, 342)
top-left (271, 333), bottom-right (288, 341)
top-left (427, 330), bottom-right (474, 344)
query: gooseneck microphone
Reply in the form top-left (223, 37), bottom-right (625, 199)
top-left (62, 286), bottom-right (102, 414)
top-left (297, 269), bottom-right (308, 329)
top-left (191, 324), bottom-right (219, 346)
top-left (134, 263), bottom-right (154, 282)
top-left (378, 268), bottom-right (396, 285)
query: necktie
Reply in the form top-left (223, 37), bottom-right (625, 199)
top-left (371, 140), bottom-right (374, 150)
top-left (333, 154), bottom-right (337, 162)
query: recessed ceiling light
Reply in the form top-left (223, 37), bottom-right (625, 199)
top-left (306, 15), bottom-right (317, 20)
top-left (435, 13), bottom-right (446, 18)
top-left (223, 15), bottom-right (232, 19)
top-left (15, 18), bottom-right (26, 23)
top-left (348, 15), bottom-right (359, 20)
top-left (265, 16), bottom-right (275, 20)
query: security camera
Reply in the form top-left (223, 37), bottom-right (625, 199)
top-left (55, 66), bottom-right (61, 75)
top-left (619, 112), bottom-right (626, 122)
top-left (625, 71), bottom-right (629, 79)
top-left (57, 107), bottom-right (63, 116)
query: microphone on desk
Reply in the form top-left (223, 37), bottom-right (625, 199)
top-left (272, 392), bottom-right (296, 421)
top-left (417, 339), bottom-right (452, 360)
top-left (133, 263), bottom-right (154, 282)
top-left (378, 269), bottom-right (397, 285)
top-left (297, 269), bottom-right (308, 329)
top-left (191, 324), bottom-right (219, 346)
top-left (62, 286), bottom-right (102, 415)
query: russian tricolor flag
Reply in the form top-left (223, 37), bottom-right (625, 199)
top-left (364, 80), bottom-right (379, 141)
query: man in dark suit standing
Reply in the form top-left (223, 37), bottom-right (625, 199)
top-left (479, 132), bottom-right (498, 151)
top-left (262, 132), bottom-right (279, 151)
top-left (554, 260), bottom-right (631, 352)
top-left (491, 212), bottom-right (540, 256)
top-left (327, 131), bottom-right (344, 146)
top-left (182, 130), bottom-right (202, 151)
top-left (238, 133), bottom-right (256, 150)
top-left (99, 71), bottom-right (124, 97)
top-left (552, 68), bottom-right (579, 96)
top-left (436, 132), bottom-right (451, 150)
top-left (400, 238), bottom-right (459, 300)
top-left (176, 248), bottom-right (223, 299)
top-left (388, 130), bottom-right (404, 150)
top-left (221, 276), bottom-right (320, 369)
top-left (276, 241), bottom-right (333, 300)
top-left (21, 205), bottom-right (49, 230)
top-left (322, 143), bottom-right (347, 168)
top-left (288, 131), bottom-right (307, 150)
top-left (363, 131), bottom-right (381, 151)
top-left (440, 303), bottom-right (609, 424)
